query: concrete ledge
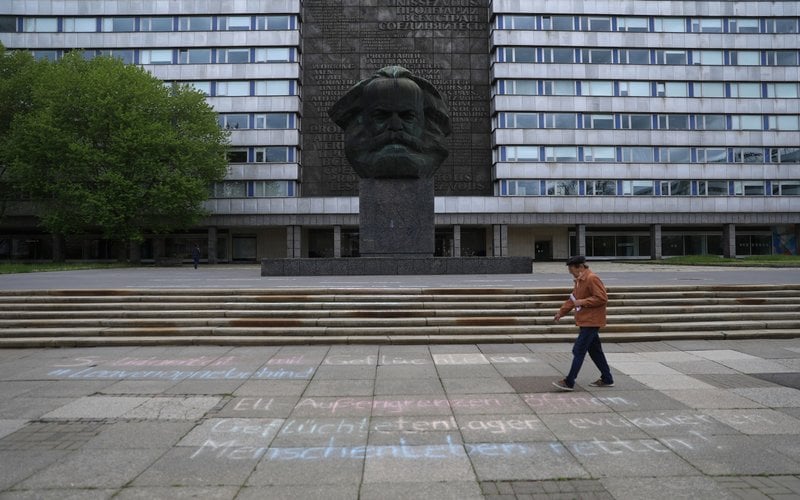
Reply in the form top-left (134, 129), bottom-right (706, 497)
top-left (261, 257), bottom-right (533, 276)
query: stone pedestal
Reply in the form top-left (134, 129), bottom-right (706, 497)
top-left (359, 177), bottom-right (434, 257)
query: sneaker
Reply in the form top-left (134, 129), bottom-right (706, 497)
top-left (588, 378), bottom-right (615, 387)
top-left (552, 379), bottom-right (574, 391)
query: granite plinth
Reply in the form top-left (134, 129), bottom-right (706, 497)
top-left (261, 257), bottom-right (533, 276)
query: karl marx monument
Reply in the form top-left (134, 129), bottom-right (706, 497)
top-left (329, 66), bottom-right (451, 257)
top-left (261, 66), bottom-right (531, 275)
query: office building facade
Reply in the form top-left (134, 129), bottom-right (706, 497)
top-left (1, 1), bottom-right (798, 262)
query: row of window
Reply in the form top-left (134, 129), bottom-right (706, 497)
top-left (495, 79), bottom-right (800, 99)
top-left (29, 47), bottom-right (297, 64)
top-left (0, 15), bottom-right (298, 33)
top-left (494, 15), bottom-right (799, 34)
top-left (165, 80), bottom-right (296, 97)
top-left (497, 146), bottom-right (800, 164)
top-left (497, 179), bottom-right (800, 197)
top-left (226, 147), bottom-right (297, 164)
top-left (496, 47), bottom-right (800, 66)
top-left (218, 113), bottom-right (297, 130)
top-left (211, 180), bottom-right (295, 198)
top-left (496, 113), bottom-right (800, 131)
top-left (571, 233), bottom-right (772, 259)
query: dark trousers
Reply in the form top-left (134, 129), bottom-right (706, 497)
top-left (565, 327), bottom-right (613, 387)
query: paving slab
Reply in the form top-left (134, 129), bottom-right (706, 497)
top-left (245, 448), bottom-right (364, 486)
top-left (662, 389), bottom-right (765, 409)
top-left (0, 398), bottom-right (75, 420)
top-left (730, 387), bottom-right (800, 407)
top-left (214, 396), bottom-right (299, 418)
top-left (466, 440), bottom-right (590, 481)
top-left (0, 488), bottom-right (118, 499)
top-left (667, 434), bottom-right (800, 475)
top-left (178, 418), bottom-right (283, 447)
top-left (360, 481), bottom-right (483, 500)
top-left (566, 437), bottom-right (702, 477)
top-left (0, 450), bottom-right (71, 490)
top-left (749, 372), bottom-right (800, 389)
top-left (374, 377), bottom-right (445, 395)
top-left (618, 410), bottom-right (740, 437)
top-left (122, 396), bottom-right (220, 420)
top-left (232, 380), bottom-right (309, 396)
top-left (41, 396), bottom-right (149, 420)
top-left (237, 484), bottom-right (360, 500)
top-left (441, 377), bottom-right (515, 394)
top-left (628, 374), bottom-right (717, 390)
top-left (539, 412), bottom-right (650, 441)
top-left (692, 373), bottom-right (780, 389)
top-left (661, 360), bottom-right (737, 374)
top-left (84, 421), bottom-right (195, 449)
top-left (271, 417), bottom-right (369, 447)
top-left (362, 443), bottom-right (475, 483)
top-left (113, 486), bottom-right (239, 500)
top-left (456, 414), bottom-right (556, 442)
top-left (600, 476), bottom-right (731, 500)
top-left (132, 446), bottom-right (258, 486)
top-left (0, 420), bottom-right (28, 440)
top-left (303, 379), bottom-right (374, 397)
top-left (704, 409), bottom-right (800, 434)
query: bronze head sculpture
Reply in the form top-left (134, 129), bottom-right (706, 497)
top-left (328, 66), bottom-right (452, 179)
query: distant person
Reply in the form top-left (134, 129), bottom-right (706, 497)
top-left (191, 244), bottom-right (201, 270)
top-left (552, 256), bottom-right (614, 391)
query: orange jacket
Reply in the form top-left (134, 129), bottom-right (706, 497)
top-left (558, 268), bottom-right (608, 327)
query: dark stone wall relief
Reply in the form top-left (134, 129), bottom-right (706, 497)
top-left (301, 0), bottom-right (491, 196)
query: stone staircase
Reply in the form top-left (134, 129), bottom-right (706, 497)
top-left (0, 284), bottom-right (798, 347)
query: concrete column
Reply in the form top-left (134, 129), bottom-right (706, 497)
top-left (576, 224), bottom-right (587, 257)
top-left (153, 238), bottom-right (165, 259)
top-left (207, 227), bottom-right (217, 264)
top-left (129, 240), bottom-right (141, 264)
top-left (650, 224), bottom-right (662, 260)
top-left (333, 226), bottom-right (342, 258)
top-left (453, 225), bottom-right (461, 257)
top-left (722, 223), bottom-right (736, 258)
top-left (286, 226), bottom-right (302, 258)
top-left (51, 234), bottom-right (65, 262)
top-left (493, 224), bottom-right (508, 257)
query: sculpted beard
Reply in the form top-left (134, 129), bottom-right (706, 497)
top-left (344, 123), bottom-right (448, 178)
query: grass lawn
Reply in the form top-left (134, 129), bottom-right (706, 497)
top-left (0, 262), bottom-right (134, 275)
top-left (630, 255), bottom-right (800, 267)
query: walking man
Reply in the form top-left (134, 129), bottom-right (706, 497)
top-left (191, 244), bottom-right (201, 270)
top-left (552, 256), bottom-right (614, 391)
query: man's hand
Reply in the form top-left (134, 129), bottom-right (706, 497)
top-left (553, 312), bottom-right (562, 323)
top-left (572, 298), bottom-right (584, 307)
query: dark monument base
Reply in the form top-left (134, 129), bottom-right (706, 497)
top-left (261, 257), bottom-right (533, 276)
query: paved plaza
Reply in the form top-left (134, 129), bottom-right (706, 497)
top-left (1, 339), bottom-right (800, 499)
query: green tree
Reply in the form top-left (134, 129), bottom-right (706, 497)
top-left (1, 49), bottom-right (229, 250)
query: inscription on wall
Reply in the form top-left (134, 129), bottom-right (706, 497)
top-left (302, 0), bottom-right (492, 196)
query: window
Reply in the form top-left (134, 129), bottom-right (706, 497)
top-left (542, 48), bottom-right (575, 64)
top-left (226, 149), bottom-right (248, 163)
top-left (501, 15), bottom-right (535, 30)
top-left (586, 180), bottom-right (617, 195)
top-left (581, 49), bottom-right (612, 64)
top-left (503, 180), bottom-right (541, 196)
top-left (253, 181), bottom-right (291, 197)
top-left (546, 180), bottom-right (578, 195)
top-left (733, 181), bottom-right (765, 196)
top-left (501, 146), bottom-right (539, 162)
top-left (765, 18), bottom-right (798, 34)
top-left (770, 148), bottom-right (800, 163)
top-left (697, 148), bottom-right (727, 163)
top-left (256, 15), bottom-right (292, 30)
top-left (32, 50), bottom-right (59, 61)
top-left (178, 17), bottom-right (212, 31)
top-left (619, 49), bottom-right (650, 64)
top-left (255, 48), bottom-right (293, 62)
top-left (767, 116), bottom-right (800, 131)
top-left (584, 115), bottom-right (614, 130)
top-left (766, 83), bottom-right (799, 98)
top-left (188, 81), bottom-right (211, 95)
top-left (499, 79), bottom-right (537, 95)
top-left (772, 181), bottom-right (800, 196)
top-left (255, 80), bottom-right (292, 96)
top-left (216, 81), bottom-right (250, 96)
top-left (542, 80), bottom-right (576, 96)
top-left (619, 81), bottom-right (650, 97)
top-left (731, 51), bottom-right (760, 65)
top-left (661, 180), bottom-right (691, 196)
top-left (583, 81), bottom-right (613, 96)
top-left (219, 114), bottom-right (249, 130)
top-left (102, 17), bottom-right (135, 32)
top-left (218, 16), bottom-right (251, 30)
top-left (212, 181), bottom-right (247, 198)
top-left (502, 113), bottom-right (538, 128)
top-left (580, 17), bottom-right (611, 31)
top-left (140, 49), bottom-right (172, 65)
top-left (63, 18), bottom-right (97, 32)
top-left (696, 82), bottom-right (724, 98)
top-left (501, 47), bottom-right (535, 63)
top-left (656, 50), bottom-right (687, 65)
top-left (583, 146), bottom-right (616, 162)
top-left (255, 147), bottom-right (292, 163)
top-left (255, 113), bottom-right (293, 129)
top-left (617, 17), bottom-right (648, 32)
top-left (698, 181), bottom-right (728, 196)
top-left (0, 16), bottom-right (16, 33)
top-left (654, 17), bottom-right (686, 33)
top-left (97, 49), bottom-right (134, 64)
top-left (656, 82), bottom-right (688, 97)
top-left (545, 146), bottom-right (578, 162)
top-left (733, 148), bottom-right (764, 163)
top-left (731, 115), bottom-right (762, 130)
top-left (179, 48), bottom-right (212, 64)
top-left (660, 147), bottom-right (691, 163)
top-left (543, 15), bottom-right (574, 30)
top-left (23, 17), bottom-right (57, 32)
top-left (766, 51), bottom-right (798, 66)
top-left (140, 17), bottom-right (172, 31)
top-left (543, 113), bottom-right (576, 129)
top-left (622, 147), bottom-right (654, 162)
top-left (658, 115), bottom-right (689, 130)
top-left (219, 48), bottom-right (251, 64)
top-left (730, 18), bottom-right (759, 34)
top-left (620, 114), bottom-right (652, 130)
top-left (622, 180), bottom-right (654, 196)
top-left (691, 18), bottom-right (722, 33)
top-left (695, 115), bottom-right (726, 130)
top-left (693, 50), bottom-right (723, 65)
top-left (730, 82), bottom-right (762, 98)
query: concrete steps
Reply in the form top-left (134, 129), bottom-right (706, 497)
top-left (0, 284), bottom-right (798, 346)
